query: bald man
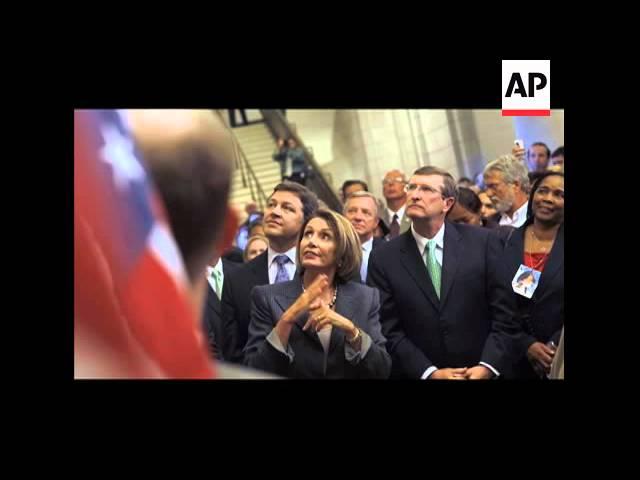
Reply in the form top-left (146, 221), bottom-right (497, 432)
top-left (129, 109), bottom-right (238, 366)
top-left (381, 169), bottom-right (411, 238)
top-left (130, 110), bottom-right (237, 308)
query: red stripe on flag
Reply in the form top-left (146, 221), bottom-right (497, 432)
top-left (501, 110), bottom-right (551, 116)
top-left (121, 251), bottom-right (215, 379)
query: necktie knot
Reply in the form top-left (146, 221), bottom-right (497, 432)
top-left (274, 255), bottom-right (290, 266)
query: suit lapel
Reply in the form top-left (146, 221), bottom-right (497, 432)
top-left (206, 284), bottom-right (221, 316)
top-left (327, 283), bottom-right (357, 355)
top-left (439, 223), bottom-right (461, 310)
top-left (503, 226), bottom-right (526, 284)
top-left (534, 224), bottom-right (564, 298)
top-left (398, 231), bottom-right (440, 310)
top-left (401, 212), bottom-right (412, 232)
top-left (251, 251), bottom-right (270, 286)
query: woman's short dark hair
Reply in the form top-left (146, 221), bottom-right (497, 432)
top-left (454, 187), bottom-right (482, 214)
top-left (297, 208), bottom-right (362, 284)
top-left (526, 171), bottom-right (565, 221)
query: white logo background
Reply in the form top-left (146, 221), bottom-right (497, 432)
top-left (502, 60), bottom-right (550, 111)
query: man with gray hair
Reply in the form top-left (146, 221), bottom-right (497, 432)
top-left (344, 191), bottom-right (385, 283)
top-left (483, 154), bottom-right (530, 228)
top-left (381, 169), bottom-right (412, 238)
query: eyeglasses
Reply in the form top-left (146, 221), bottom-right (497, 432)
top-left (404, 183), bottom-right (443, 196)
top-left (382, 177), bottom-right (406, 185)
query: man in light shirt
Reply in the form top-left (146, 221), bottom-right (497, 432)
top-left (368, 166), bottom-right (514, 380)
top-left (344, 191), bottom-right (385, 283)
top-left (202, 253), bottom-right (240, 360)
top-left (221, 181), bottom-right (319, 363)
top-left (483, 154), bottom-right (530, 228)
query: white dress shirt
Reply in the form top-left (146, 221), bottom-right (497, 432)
top-left (411, 222), bottom-right (445, 267)
top-left (387, 204), bottom-right (407, 225)
top-left (499, 202), bottom-right (528, 228)
top-left (360, 237), bottom-right (374, 283)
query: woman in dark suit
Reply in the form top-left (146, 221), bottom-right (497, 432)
top-left (243, 209), bottom-right (391, 378)
top-left (498, 171), bottom-right (564, 379)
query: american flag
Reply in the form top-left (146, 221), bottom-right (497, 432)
top-left (74, 109), bottom-right (215, 378)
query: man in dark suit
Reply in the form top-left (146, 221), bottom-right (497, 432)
top-left (343, 191), bottom-right (386, 283)
top-left (221, 181), bottom-right (319, 363)
top-left (126, 109), bottom-right (237, 377)
top-left (367, 166), bottom-right (514, 380)
top-left (202, 254), bottom-right (240, 360)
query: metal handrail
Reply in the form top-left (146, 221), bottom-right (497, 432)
top-left (213, 110), bottom-right (268, 210)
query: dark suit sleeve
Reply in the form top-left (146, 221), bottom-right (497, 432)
top-left (220, 272), bottom-right (240, 363)
top-left (350, 287), bottom-right (391, 379)
top-left (367, 249), bottom-right (435, 378)
top-left (480, 231), bottom-right (523, 374)
top-left (243, 287), bottom-right (291, 376)
top-left (202, 297), bottom-right (220, 361)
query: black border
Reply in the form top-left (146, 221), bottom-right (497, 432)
top-left (65, 54), bottom-right (591, 428)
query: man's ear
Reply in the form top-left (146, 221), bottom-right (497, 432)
top-left (443, 197), bottom-right (456, 213)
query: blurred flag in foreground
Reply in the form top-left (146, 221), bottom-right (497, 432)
top-left (74, 109), bottom-right (215, 378)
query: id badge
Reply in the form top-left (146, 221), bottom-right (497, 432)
top-left (512, 264), bottom-right (541, 299)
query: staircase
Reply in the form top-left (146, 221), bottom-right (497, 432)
top-left (228, 123), bottom-right (281, 213)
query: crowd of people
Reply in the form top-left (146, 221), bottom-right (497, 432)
top-left (210, 140), bottom-right (565, 379)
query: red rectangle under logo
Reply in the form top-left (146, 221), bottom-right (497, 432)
top-left (502, 109), bottom-right (551, 117)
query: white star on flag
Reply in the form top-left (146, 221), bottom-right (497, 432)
top-left (99, 122), bottom-right (145, 190)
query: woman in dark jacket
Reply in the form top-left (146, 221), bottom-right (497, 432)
top-left (244, 209), bottom-right (391, 378)
top-left (497, 171), bottom-right (564, 379)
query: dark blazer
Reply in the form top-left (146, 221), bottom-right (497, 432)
top-left (222, 246), bottom-right (244, 264)
top-left (367, 223), bottom-right (514, 378)
top-left (372, 237), bottom-right (386, 249)
top-left (244, 279), bottom-right (391, 379)
top-left (202, 259), bottom-right (240, 361)
top-left (497, 221), bottom-right (564, 379)
top-left (221, 251), bottom-right (270, 363)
